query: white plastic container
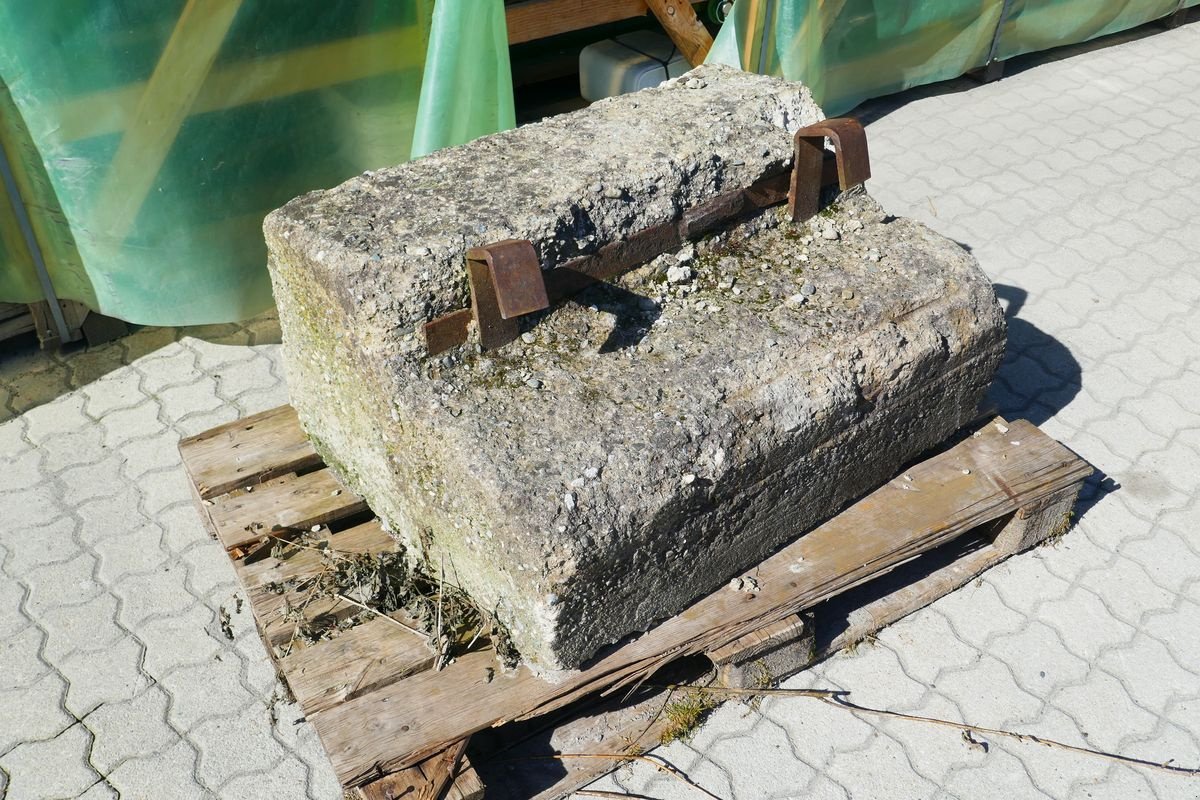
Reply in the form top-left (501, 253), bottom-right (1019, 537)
top-left (579, 31), bottom-right (691, 102)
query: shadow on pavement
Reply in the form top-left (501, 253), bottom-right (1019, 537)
top-left (0, 312), bottom-right (281, 425)
top-left (989, 283), bottom-right (1118, 519)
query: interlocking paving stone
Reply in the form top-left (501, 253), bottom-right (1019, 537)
top-left (84, 686), bottom-right (176, 775)
top-left (58, 635), bottom-right (150, 718)
top-left (104, 739), bottom-right (208, 800)
top-left (0, 722), bottom-right (99, 800)
top-left (1, 21), bottom-right (1199, 800)
top-left (0, 673), bottom-right (73, 754)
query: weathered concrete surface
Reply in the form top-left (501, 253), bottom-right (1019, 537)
top-left (264, 65), bottom-right (1006, 670)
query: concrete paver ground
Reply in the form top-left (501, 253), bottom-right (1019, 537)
top-left (2, 17), bottom-right (1199, 800)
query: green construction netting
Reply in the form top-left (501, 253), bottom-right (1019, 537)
top-left (0, 0), bottom-right (514, 326)
top-left (708, 0), bottom-right (1186, 115)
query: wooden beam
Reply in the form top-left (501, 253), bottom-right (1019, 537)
top-left (55, 27), bottom-right (425, 143)
top-left (90, 0), bottom-right (243, 244)
top-left (28, 299), bottom-right (87, 348)
top-left (505, 0), bottom-right (649, 45)
top-left (645, 0), bottom-right (714, 65)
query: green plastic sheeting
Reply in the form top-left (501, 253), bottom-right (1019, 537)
top-left (995, 0), bottom-right (1180, 60)
top-left (412, 0), bottom-right (516, 158)
top-left (708, 0), bottom-right (1186, 116)
top-left (0, 0), bottom-right (514, 326)
top-left (0, 0), bottom-right (1183, 326)
top-left (708, 0), bottom-right (1003, 116)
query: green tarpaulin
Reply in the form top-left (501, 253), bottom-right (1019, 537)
top-left (0, 0), bottom-right (1184, 326)
top-left (708, 0), bottom-right (1186, 114)
top-left (0, 0), bottom-right (514, 326)
top-left (708, 0), bottom-right (1004, 116)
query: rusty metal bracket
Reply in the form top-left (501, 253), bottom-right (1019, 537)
top-left (423, 239), bottom-right (547, 354)
top-left (788, 117), bottom-right (871, 224)
top-left (423, 118), bottom-right (871, 356)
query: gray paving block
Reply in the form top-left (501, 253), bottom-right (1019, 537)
top-left (0, 673), bottom-right (73, 754)
top-left (0, 723), bottom-right (99, 800)
top-left (84, 686), bottom-right (177, 774)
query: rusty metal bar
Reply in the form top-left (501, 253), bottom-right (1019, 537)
top-left (423, 119), bottom-right (869, 355)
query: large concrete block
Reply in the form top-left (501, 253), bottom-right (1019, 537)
top-left (264, 65), bottom-right (1005, 671)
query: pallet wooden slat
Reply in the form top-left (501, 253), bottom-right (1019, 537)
top-left (355, 741), bottom-right (484, 800)
top-left (308, 418), bottom-right (1091, 784)
top-left (234, 519), bottom-right (396, 590)
top-left (207, 469), bottom-right (368, 551)
top-left (178, 405), bottom-right (322, 499)
top-left (281, 617), bottom-right (436, 715)
top-left (247, 585), bottom-right (345, 651)
top-left (230, 518), bottom-right (437, 703)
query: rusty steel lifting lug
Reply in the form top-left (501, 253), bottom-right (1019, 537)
top-left (421, 117), bottom-right (871, 356)
top-left (788, 117), bottom-right (872, 224)
top-left (466, 239), bottom-right (548, 353)
top-left (422, 239), bottom-right (547, 354)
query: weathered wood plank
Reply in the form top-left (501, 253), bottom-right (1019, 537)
top-left (417, 739), bottom-right (468, 800)
top-left (249, 589), bottom-right (345, 652)
top-left (230, 517), bottom-right (435, 715)
top-left (645, 0), bottom-right (714, 66)
top-left (309, 418), bottom-right (1091, 785)
top-left (231, 519), bottom-right (415, 656)
top-left (234, 520), bottom-right (395, 590)
top-left (446, 764), bottom-right (486, 800)
top-left (207, 470), bottom-right (367, 551)
top-left (178, 405), bottom-right (321, 499)
top-left (280, 616), bottom-right (435, 715)
top-left (355, 743), bottom-right (484, 800)
top-left (707, 613), bottom-right (807, 666)
top-left (354, 766), bottom-right (424, 800)
top-left (506, 0), bottom-right (648, 45)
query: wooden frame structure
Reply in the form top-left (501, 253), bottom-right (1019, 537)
top-left (507, 0), bottom-right (715, 66)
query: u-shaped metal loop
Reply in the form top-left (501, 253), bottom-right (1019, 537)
top-left (788, 118), bottom-right (872, 224)
top-left (423, 239), bottom-right (548, 355)
top-left (465, 239), bottom-right (548, 351)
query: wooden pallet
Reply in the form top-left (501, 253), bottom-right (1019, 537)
top-left (179, 405), bottom-right (1090, 799)
top-left (0, 300), bottom-right (89, 347)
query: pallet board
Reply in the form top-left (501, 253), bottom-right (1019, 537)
top-left (179, 405), bottom-right (1090, 798)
